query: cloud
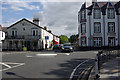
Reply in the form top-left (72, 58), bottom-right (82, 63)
top-left (34, 2), bottom-right (82, 37)
top-left (2, 1), bottom-right (40, 11)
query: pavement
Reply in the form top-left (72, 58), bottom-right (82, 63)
top-left (89, 57), bottom-right (120, 80)
top-left (0, 51), bottom-right (97, 80)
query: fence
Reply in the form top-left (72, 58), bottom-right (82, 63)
top-left (95, 48), bottom-right (120, 79)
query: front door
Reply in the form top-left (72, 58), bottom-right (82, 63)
top-left (108, 37), bottom-right (115, 47)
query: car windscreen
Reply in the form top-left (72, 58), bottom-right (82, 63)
top-left (63, 44), bottom-right (71, 46)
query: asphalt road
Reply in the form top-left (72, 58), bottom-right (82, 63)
top-left (1, 51), bottom-right (98, 80)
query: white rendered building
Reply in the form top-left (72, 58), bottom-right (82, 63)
top-left (78, 1), bottom-right (120, 47)
top-left (2, 18), bottom-right (59, 51)
top-left (0, 25), bottom-right (5, 51)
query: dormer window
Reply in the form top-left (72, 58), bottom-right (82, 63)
top-left (108, 8), bottom-right (115, 19)
top-left (81, 10), bottom-right (86, 20)
top-left (93, 8), bottom-right (101, 19)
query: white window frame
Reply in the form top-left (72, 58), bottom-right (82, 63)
top-left (81, 37), bottom-right (86, 46)
top-left (94, 22), bottom-right (101, 33)
top-left (81, 10), bottom-right (86, 20)
top-left (93, 37), bottom-right (102, 47)
top-left (108, 8), bottom-right (115, 19)
top-left (93, 8), bottom-right (101, 19)
top-left (11, 30), bottom-right (17, 36)
top-left (108, 22), bottom-right (115, 33)
top-left (81, 23), bottom-right (86, 33)
top-left (32, 29), bottom-right (38, 36)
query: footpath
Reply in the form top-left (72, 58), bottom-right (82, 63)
top-left (89, 57), bottom-right (120, 80)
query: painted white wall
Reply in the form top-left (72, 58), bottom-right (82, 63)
top-left (0, 31), bottom-right (5, 41)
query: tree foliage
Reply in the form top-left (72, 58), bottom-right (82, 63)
top-left (69, 34), bottom-right (78, 43)
top-left (59, 35), bottom-right (69, 44)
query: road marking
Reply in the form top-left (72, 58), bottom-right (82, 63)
top-left (0, 62), bottom-right (25, 71)
top-left (69, 59), bottom-right (89, 80)
top-left (36, 54), bottom-right (57, 56)
top-left (57, 53), bottom-right (70, 55)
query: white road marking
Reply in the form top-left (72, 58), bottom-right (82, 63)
top-left (69, 59), bottom-right (89, 80)
top-left (36, 54), bottom-right (57, 56)
top-left (0, 62), bottom-right (25, 71)
top-left (0, 62), bottom-right (11, 68)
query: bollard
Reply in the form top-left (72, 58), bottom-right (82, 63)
top-left (95, 53), bottom-right (100, 80)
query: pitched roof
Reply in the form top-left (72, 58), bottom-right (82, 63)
top-left (114, 1), bottom-right (120, 15)
top-left (80, 3), bottom-right (86, 11)
top-left (6, 18), bottom-right (59, 38)
top-left (2, 27), bottom-right (7, 32)
top-left (7, 18), bottom-right (43, 29)
top-left (0, 25), bottom-right (2, 31)
top-left (86, 2), bottom-right (118, 15)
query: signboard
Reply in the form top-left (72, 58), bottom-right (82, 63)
top-left (45, 36), bottom-right (49, 40)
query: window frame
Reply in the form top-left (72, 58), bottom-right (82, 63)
top-left (94, 22), bottom-right (101, 33)
top-left (81, 23), bottom-right (86, 33)
top-left (107, 8), bottom-right (115, 19)
top-left (81, 37), bottom-right (86, 46)
top-left (108, 22), bottom-right (115, 33)
top-left (93, 37), bottom-right (102, 47)
top-left (93, 8), bottom-right (101, 19)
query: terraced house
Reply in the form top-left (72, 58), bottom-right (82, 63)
top-left (78, 0), bottom-right (120, 48)
top-left (2, 18), bottom-right (59, 51)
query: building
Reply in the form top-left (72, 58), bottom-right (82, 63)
top-left (2, 18), bottom-right (59, 51)
top-left (78, 1), bottom-right (120, 48)
top-left (0, 25), bottom-right (5, 51)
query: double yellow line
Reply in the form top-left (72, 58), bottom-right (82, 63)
top-left (77, 66), bottom-right (93, 80)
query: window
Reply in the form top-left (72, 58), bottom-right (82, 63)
top-left (23, 28), bottom-right (25, 31)
top-left (93, 8), bottom-right (101, 19)
top-left (11, 30), bottom-right (17, 36)
top-left (108, 8), bottom-right (115, 19)
top-left (94, 22), bottom-right (101, 33)
top-left (108, 22), bottom-right (115, 33)
top-left (108, 37), bottom-right (115, 46)
top-left (81, 23), bottom-right (86, 33)
top-left (81, 37), bottom-right (86, 46)
top-left (93, 37), bottom-right (102, 47)
top-left (81, 10), bottom-right (86, 20)
top-left (32, 29), bottom-right (38, 36)
top-left (2, 32), bottom-right (3, 37)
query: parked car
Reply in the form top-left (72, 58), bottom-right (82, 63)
top-left (53, 44), bottom-right (62, 50)
top-left (61, 43), bottom-right (73, 52)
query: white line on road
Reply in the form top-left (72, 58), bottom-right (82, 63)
top-left (36, 54), bottom-right (57, 56)
top-left (69, 59), bottom-right (89, 80)
top-left (0, 62), bottom-right (25, 72)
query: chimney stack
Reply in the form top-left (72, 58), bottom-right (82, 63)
top-left (33, 18), bottom-right (40, 26)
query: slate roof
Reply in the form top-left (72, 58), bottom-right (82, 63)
top-left (81, 1), bottom-right (120, 15)
top-left (0, 25), bottom-right (2, 31)
top-left (7, 18), bottom-right (59, 37)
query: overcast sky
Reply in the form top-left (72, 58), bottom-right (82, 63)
top-left (1, 0), bottom-right (119, 37)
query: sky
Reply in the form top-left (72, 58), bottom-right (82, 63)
top-left (0, 0), bottom-right (120, 37)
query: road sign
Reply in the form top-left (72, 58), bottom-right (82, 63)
top-left (45, 36), bottom-right (49, 40)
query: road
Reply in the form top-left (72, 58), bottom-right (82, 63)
top-left (1, 51), bottom-right (98, 80)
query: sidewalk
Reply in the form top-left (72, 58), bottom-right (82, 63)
top-left (99, 57), bottom-right (120, 80)
top-left (89, 57), bottom-right (120, 80)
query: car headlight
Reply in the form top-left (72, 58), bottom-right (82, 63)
top-left (70, 47), bottom-right (73, 49)
top-left (62, 47), bottom-right (64, 49)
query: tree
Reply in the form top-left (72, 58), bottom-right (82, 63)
top-left (59, 35), bottom-right (69, 44)
top-left (69, 34), bottom-right (79, 43)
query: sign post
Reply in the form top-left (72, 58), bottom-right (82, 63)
top-left (0, 31), bottom-right (5, 52)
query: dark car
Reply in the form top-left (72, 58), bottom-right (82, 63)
top-left (61, 43), bottom-right (73, 52)
top-left (53, 44), bottom-right (62, 50)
